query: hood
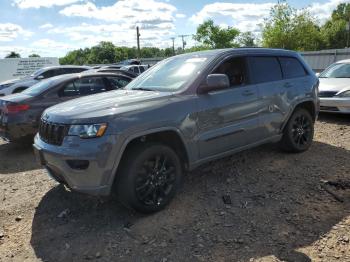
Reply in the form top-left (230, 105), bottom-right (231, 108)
top-left (0, 93), bottom-right (32, 103)
top-left (44, 89), bottom-right (172, 123)
top-left (0, 78), bottom-right (20, 86)
top-left (319, 78), bottom-right (350, 92)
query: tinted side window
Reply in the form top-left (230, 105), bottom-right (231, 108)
top-left (41, 69), bottom-right (56, 78)
top-left (106, 77), bottom-right (130, 90)
top-left (139, 66), bottom-right (145, 73)
top-left (69, 68), bottom-right (88, 73)
top-left (249, 57), bottom-right (282, 84)
top-left (213, 57), bottom-right (248, 87)
top-left (60, 77), bottom-right (106, 97)
top-left (279, 57), bottom-right (307, 79)
top-left (133, 67), bottom-right (140, 74)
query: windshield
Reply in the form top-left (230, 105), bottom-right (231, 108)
top-left (319, 63), bottom-right (350, 78)
top-left (126, 55), bottom-right (211, 92)
top-left (22, 78), bottom-right (57, 96)
top-left (30, 68), bottom-right (46, 77)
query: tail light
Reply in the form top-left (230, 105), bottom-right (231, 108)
top-left (4, 104), bottom-right (30, 114)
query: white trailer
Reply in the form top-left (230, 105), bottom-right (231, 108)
top-left (0, 57), bottom-right (59, 82)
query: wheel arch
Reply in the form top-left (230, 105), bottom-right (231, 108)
top-left (109, 127), bottom-right (190, 190)
top-left (281, 99), bottom-right (317, 132)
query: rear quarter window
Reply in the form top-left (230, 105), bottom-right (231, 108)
top-left (279, 57), bottom-right (307, 79)
top-left (248, 56), bottom-right (282, 84)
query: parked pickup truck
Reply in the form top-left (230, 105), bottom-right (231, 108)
top-left (33, 48), bottom-right (319, 213)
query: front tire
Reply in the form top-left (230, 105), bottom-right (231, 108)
top-left (117, 143), bottom-right (183, 213)
top-left (280, 108), bottom-right (314, 153)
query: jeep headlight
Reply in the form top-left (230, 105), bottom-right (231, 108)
top-left (68, 123), bottom-right (107, 138)
top-left (336, 90), bottom-right (350, 97)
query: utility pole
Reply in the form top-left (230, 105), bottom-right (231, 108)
top-left (136, 26), bottom-right (141, 58)
top-left (178, 34), bottom-right (190, 51)
top-left (347, 20), bottom-right (350, 48)
top-left (170, 37), bottom-right (175, 55)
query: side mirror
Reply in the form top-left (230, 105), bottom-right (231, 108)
top-left (198, 74), bottom-right (230, 94)
top-left (36, 75), bottom-right (44, 80)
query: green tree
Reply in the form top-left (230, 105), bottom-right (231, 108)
top-left (238, 32), bottom-right (257, 47)
top-left (321, 3), bottom-right (350, 48)
top-left (262, 2), bottom-right (323, 51)
top-left (5, 51), bottom-right (21, 58)
top-left (193, 19), bottom-right (240, 49)
top-left (29, 54), bottom-right (40, 57)
top-left (87, 41), bottom-right (116, 64)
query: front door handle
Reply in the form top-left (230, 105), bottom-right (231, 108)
top-left (242, 90), bottom-right (254, 96)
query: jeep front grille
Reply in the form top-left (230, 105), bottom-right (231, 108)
top-left (39, 119), bottom-right (68, 146)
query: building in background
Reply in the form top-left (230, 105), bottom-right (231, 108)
top-left (0, 57), bottom-right (59, 82)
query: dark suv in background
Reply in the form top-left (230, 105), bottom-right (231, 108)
top-left (34, 48), bottom-right (319, 213)
top-left (0, 65), bottom-right (90, 96)
top-left (0, 72), bottom-right (132, 142)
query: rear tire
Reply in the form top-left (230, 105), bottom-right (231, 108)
top-left (116, 143), bottom-right (183, 213)
top-left (280, 108), bottom-right (314, 153)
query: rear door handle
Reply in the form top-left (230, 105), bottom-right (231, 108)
top-left (242, 90), bottom-right (254, 96)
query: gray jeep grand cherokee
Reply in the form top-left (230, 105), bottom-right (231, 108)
top-left (33, 48), bottom-right (319, 213)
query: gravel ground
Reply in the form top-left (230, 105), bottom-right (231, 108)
top-left (0, 113), bottom-right (349, 262)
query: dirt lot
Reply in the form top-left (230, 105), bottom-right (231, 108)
top-left (0, 113), bottom-right (349, 262)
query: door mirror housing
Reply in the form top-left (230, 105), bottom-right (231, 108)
top-left (35, 75), bottom-right (44, 80)
top-left (198, 74), bottom-right (230, 94)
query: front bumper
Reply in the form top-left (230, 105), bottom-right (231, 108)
top-left (320, 97), bottom-right (350, 113)
top-left (33, 134), bottom-right (122, 196)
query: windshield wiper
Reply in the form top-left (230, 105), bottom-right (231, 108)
top-left (131, 87), bottom-right (154, 91)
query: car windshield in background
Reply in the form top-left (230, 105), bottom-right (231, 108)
top-left (319, 63), bottom-right (350, 78)
top-left (30, 68), bottom-right (45, 77)
top-left (126, 55), bottom-right (211, 92)
top-left (22, 78), bottom-right (57, 96)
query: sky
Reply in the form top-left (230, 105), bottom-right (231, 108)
top-left (0, 0), bottom-right (349, 58)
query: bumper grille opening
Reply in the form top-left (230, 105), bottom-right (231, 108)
top-left (320, 106), bottom-right (339, 111)
top-left (39, 119), bottom-right (68, 146)
top-left (66, 160), bottom-right (90, 170)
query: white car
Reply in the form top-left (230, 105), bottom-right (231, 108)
top-left (120, 65), bottom-right (149, 75)
top-left (0, 65), bottom-right (90, 96)
top-left (318, 59), bottom-right (350, 113)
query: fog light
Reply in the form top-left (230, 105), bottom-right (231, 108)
top-left (66, 160), bottom-right (89, 170)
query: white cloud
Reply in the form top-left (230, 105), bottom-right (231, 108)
top-left (0, 23), bottom-right (33, 42)
top-left (60, 0), bottom-right (177, 27)
top-left (39, 23), bottom-right (54, 29)
top-left (190, 2), bottom-right (274, 32)
top-left (47, 22), bottom-right (175, 48)
top-left (176, 13), bottom-right (186, 19)
top-left (31, 39), bottom-right (75, 50)
top-left (189, 0), bottom-right (350, 33)
top-left (13, 0), bottom-right (82, 9)
top-left (307, 0), bottom-right (349, 23)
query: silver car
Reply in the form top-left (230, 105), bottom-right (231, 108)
top-left (318, 60), bottom-right (350, 113)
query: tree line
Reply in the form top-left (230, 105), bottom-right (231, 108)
top-left (5, 1), bottom-right (350, 64)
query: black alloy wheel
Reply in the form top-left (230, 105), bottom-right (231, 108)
top-left (280, 108), bottom-right (314, 153)
top-left (117, 143), bottom-right (182, 213)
